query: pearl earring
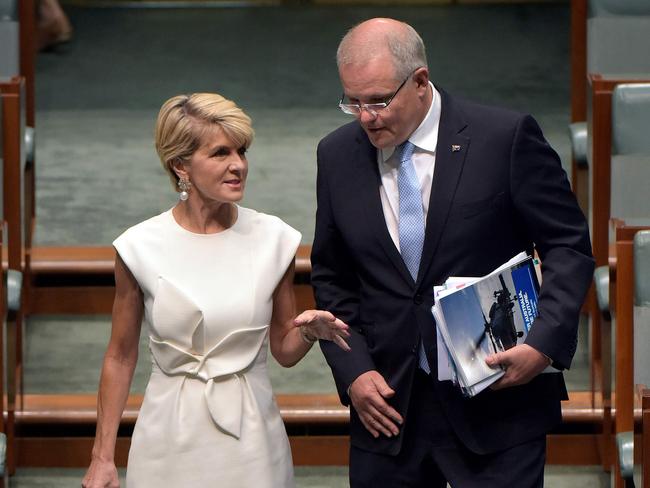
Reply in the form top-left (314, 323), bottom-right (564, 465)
top-left (177, 177), bottom-right (191, 201)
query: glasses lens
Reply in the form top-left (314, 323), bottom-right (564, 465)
top-left (339, 104), bottom-right (360, 115)
top-left (365, 103), bottom-right (387, 113)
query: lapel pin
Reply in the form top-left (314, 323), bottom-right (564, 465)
top-left (451, 144), bottom-right (461, 152)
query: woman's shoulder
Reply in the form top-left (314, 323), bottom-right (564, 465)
top-left (237, 207), bottom-right (301, 276)
top-left (114, 209), bottom-right (171, 245)
top-left (238, 206), bottom-right (300, 236)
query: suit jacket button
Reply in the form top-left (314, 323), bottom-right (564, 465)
top-left (414, 294), bottom-right (423, 305)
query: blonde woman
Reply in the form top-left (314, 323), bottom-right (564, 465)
top-left (82, 93), bottom-right (350, 488)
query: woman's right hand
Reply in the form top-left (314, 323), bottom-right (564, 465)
top-left (81, 459), bottom-right (120, 488)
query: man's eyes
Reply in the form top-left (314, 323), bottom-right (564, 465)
top-left (346, 98), bottom-right (387, 105)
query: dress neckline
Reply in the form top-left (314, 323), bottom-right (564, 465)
top-left (166, 205), bottom-right (242, 237)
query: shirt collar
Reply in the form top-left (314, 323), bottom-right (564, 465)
top-left (381, 82), bottom-right (441, 163)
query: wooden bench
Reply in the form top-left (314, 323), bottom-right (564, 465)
top-left (27, 244), bottom-right (315, 314)
top-left (0, 226), bottom-right (8, 487)
top-left (8, 390), bottom-right (612, 468)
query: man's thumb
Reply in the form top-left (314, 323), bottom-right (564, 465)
top-left (485, 353), bottom-right (502, 367)
top-left (373, 376), bottom-right (395, 398)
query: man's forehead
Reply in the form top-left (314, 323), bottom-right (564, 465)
top-left (339, 60), bottom-right (399, 92)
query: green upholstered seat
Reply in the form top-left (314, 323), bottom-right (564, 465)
top-left (569, 122), bottom-right (588, 168)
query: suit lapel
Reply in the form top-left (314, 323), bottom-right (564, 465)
top-left (352, 127), bottom-right (415, 287)
top-left (417, 90), bottom-right (470, 286)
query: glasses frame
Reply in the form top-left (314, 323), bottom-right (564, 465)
top-left (338, 68), bottom-right (419, 117)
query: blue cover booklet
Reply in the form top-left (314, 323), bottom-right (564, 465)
top-left (432, 252), bottom-right (554, 397)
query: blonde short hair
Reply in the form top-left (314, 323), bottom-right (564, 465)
top-left (155, 93), bottom-right (254, 189)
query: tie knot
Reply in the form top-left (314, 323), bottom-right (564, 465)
top-left (398, 140), bottom-right (416, 164)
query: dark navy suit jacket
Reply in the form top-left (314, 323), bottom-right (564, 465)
top-left (311, 89), bottom-right (594, 456)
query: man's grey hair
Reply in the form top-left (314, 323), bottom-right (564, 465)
top-left (336, 21), bottom-right (428, 81)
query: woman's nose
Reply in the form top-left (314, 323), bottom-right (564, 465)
top-left (229, 153), bottom-right (246, 171)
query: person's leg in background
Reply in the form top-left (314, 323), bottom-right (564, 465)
top-left (37, 0), bottom-right (73, 51)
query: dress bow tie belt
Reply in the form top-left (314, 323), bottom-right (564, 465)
top-left (149, 324), bottom-right (269, 440)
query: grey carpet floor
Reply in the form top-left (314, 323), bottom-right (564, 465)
top-left (11, 465), bottom-right (609, 487)
top-left (23, 313), bottom-right (588, 394)
top-left (24, 314), bottom-right (338, 394)
top-left (34, 3), bottom-right (572, 246)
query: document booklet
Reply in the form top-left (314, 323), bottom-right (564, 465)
top-left (432, 252), bottom-right (557, 397)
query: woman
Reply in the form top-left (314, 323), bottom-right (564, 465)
top-left (81, 93), bottom-right (350, 487)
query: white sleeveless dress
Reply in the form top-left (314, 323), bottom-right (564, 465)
top-left (113, 206), bottom-right (301, 487)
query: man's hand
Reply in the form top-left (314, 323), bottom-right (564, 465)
top-left (485, 344), bottom-right (551, 390)
top-left (349, 370), bottom-right (403, 438)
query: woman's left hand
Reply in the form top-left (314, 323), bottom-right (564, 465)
top-left (294, 310), bottom-right (351, 352)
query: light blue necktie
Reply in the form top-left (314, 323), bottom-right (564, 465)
top-left (397, 140), bottom-right (431, 374)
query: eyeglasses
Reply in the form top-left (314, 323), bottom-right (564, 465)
top-left (338, 70), bottom-right (416, 117)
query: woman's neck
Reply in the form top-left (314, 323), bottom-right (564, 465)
top-left (172, 199), bottom-right (237, 234)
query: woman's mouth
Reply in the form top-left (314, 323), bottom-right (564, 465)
top-left (224, 179), bottom-right (242, 188)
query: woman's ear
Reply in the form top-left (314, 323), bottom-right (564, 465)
top-left (171, 159), bottom-right (188, 181)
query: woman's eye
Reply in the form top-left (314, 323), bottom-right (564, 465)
top-left (237, 147), bottom-right (247, 156)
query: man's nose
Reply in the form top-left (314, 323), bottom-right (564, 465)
top-left (359, 107), bottom-right (378, 124)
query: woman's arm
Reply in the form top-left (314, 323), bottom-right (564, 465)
top-left (82, 254), bottom-right (143, 488)
top-left (269, 260), bottom-right (350, 368)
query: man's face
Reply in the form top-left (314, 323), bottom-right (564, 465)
top-left (339, 55), bottom-right (429, 149)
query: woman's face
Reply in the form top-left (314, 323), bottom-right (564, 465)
top-left (182, 126), bottom-right (248, 204)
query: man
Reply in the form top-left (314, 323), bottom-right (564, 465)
top-left (311, 18), bottom-right (594, 487)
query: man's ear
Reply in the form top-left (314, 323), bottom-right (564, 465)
top-left (413, 67), bottom-right (430, 90)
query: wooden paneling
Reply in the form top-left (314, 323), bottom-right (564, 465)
top-left (13, 433), bottom-right (606, 468)
top-left (546, 434), bottom-right (602, 465)
top-left (642, 388), bottom-right (650, 488)
top-left (570, 0), bottom-right (587, 123)
top-left (29, 286), bottom-right (115, 315)
top-left (16, 437), bottom-right (129, 468)
top-left (15, 435), bottom-right (352, 467)
top-left (0, 78), bottom-right (25, 273)
top-left (289, 436), bottom-right (349, 466)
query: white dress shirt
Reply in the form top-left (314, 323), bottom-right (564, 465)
top-left (378, 82), bottom-right (441, 251)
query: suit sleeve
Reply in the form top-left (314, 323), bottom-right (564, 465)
top-left (311, 141), bottom-right (375, 405)
top-left (510, 115), bottom-right (595, 370)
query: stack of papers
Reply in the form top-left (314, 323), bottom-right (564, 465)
top-left (432, 252), bottom-right (551, 397)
